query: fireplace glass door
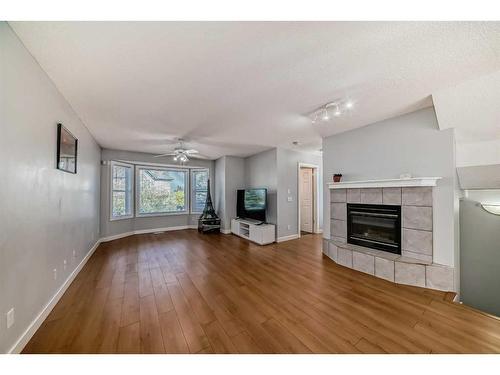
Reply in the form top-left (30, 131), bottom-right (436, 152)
top-left (347, 204), bottom-right (401, 254)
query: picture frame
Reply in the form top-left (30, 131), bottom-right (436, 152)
top-left (56, 123), bottom-right (78, 174)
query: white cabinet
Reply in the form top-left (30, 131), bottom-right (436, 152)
top-left (230, 219), bottom-right (275, 245)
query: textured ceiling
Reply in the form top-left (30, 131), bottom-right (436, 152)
top-left (10, 21), bottom-right (500, 158)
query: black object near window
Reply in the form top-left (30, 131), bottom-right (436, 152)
top-left (347, 203), bottom-right (401, 254)
top-left (56, 123), bottom-right (78, 174)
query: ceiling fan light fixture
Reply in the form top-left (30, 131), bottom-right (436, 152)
top-left (154, 139), bottom-right (207, 162)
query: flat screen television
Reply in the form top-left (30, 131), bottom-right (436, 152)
top-left (237, 188), bottom-right (267, 223)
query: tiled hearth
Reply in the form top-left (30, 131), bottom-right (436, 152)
top-left (324, 184), bottom-right (455, 292)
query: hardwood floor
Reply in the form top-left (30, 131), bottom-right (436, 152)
top-left (23, 230), bottom-right (500, 354)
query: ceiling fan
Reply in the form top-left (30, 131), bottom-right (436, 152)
top-left (153, 139), bottom-right (207, 163)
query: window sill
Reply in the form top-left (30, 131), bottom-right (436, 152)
top-left (135, 212), bottom-right (189, 218)
top-left (110, 215), bottom-right (133, 222)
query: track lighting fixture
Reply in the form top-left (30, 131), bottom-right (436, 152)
top-left (309, 98), bottom-right (355, 124)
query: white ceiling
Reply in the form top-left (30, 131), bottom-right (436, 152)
top-left (10, 21), bottom-right (500, 159)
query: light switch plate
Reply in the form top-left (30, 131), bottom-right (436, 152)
top-left (6, 308), bottom-right (14, 329)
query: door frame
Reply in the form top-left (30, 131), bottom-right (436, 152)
top-left (297, 162), bottom-right (320, 238)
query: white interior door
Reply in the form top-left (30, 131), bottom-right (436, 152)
top-left (300, 167), bottom-right (314, 233)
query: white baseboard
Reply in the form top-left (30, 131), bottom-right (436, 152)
top-left (99, 231), bottom-right (136, 242)
top-left (9, 224), bottom-right (205, 354)
top-left (8, 239), bottom-right (101, 354)
top-left (100, 225), bottom-right (198, 242)
top-left (277, 233), bottom-right (300, 243)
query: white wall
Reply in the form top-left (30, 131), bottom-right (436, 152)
top-left (277, 148), bottom-right (323, 239)
top-left (0, 22), bottom-right (101, 353)
top-left (322, 107), bottom-right (457, 267)
top-left (100, 149), bottom-right (215, 238)
top-left (433, 70), bottom-right (500, 168)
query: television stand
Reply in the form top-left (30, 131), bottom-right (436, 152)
top-left (231, 218), bottom-right (275, 245)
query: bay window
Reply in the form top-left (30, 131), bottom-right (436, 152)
top-left (191, 168), bottom-right (209, 213)
top-left (110, 162), bottom-right (133, 220)
top-left (136, 167), bottom-right (188, 216)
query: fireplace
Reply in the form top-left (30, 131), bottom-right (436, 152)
top-left (347, 203), bottom-right (401, 254)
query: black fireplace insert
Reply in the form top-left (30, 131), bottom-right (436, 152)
top-left (347, 203), bottom-right (401, 254)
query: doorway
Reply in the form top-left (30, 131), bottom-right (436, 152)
top-left (298, 163), bottom-right (319, 237)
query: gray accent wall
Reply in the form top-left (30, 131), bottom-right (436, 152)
top-left (322, 107), bottom-right (458, 267)
top-left (214, 156), bottom-right (245, 231)
top-left (225, 157), bottom-right (246, 227)
top-left (215, 157), bottom-right (226, 227)
top-left (277, 148), bottom-right (323, 239)
top-left (460, 198), bottom-right (500, 316)
top-left (244, 149), bottom-right (278, 225)
top-left (100, 149), bottom-right (214, 238)
top-left (0, 23), bottom-right (101, 353)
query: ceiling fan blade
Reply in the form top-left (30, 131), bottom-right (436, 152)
top-left (189, 153), bottom-right (211, 160)
top-left (185, 149), bottom-right (199, 154)
top-left (153, 153), bottom-right (176, 158)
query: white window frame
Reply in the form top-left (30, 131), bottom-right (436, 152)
top-left (110, 161), bottom-right (134, 221)
top-left (135, 165), bottom-right (189, 217)
top-left (190, 168), bottom-right (209, 214)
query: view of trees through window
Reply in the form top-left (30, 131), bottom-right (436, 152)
top-left (192, 169), bottom-right (209, 212)
top-left (112, 164), bottom-right (132, 218)
top-left (138, 168), bottom-right (187, 214)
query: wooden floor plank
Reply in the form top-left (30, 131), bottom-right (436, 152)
top-left (167, 283), bottom-right (211, 353)
top-left (158, 310), bottom-right (190, 353)
top-left (117, 322), bottom-right (141, 354)
top-left (139, 295), bottom-right (165, 353)
top-left (22, 230), bottom-right (500, 354)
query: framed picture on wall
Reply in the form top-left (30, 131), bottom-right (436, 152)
top-left (56, 123), bottom-right (78, 174)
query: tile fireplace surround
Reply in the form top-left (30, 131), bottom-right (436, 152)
top-left (323, 179), bottom-right (455, 292)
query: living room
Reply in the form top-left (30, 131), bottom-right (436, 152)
top-left (1, 0), bottom-right (500, 373)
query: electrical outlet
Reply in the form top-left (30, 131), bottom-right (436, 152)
top-left (6, 308), bottom-right (14, 329)
top-left (63, 259), bottom-right (67, 270)
top-left (73, 250), bottom-right (76, 258)
top-left (287, 196), bottom-right (293, 202)
top-left (287, 224), bottom-right (291, 230)
top-left (53, 268), bottom-right (57, 280)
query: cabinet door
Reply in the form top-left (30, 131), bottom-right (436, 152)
top-left (231, 219), bottom-right (238, 234)
top-left (249, 226), bottom-right (262, 244)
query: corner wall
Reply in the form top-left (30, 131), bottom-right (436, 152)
top-left (244, 149), bottom-right (278, 226)
top-left (214, 156), bottom-right (246, 232)
top-left (0, 22), bottom-right (101, 353)
top-left (322, 107), bottom-right (457, 268)
top-left (277, 148), bottom-right (323, 239)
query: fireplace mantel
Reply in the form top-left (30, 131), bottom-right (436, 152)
top-left (328, 177), bottom-right (441, 189)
